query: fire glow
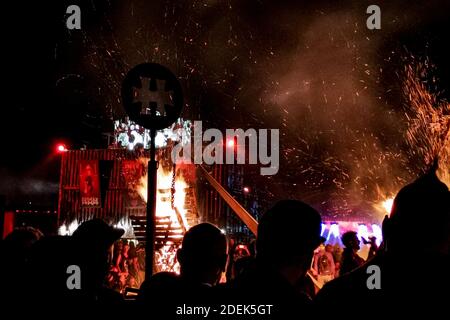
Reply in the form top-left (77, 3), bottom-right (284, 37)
top-left (137, 163), bottom-right (189, 229)
top-left (404, 58), bottom-right (450, 188)
top-left (381, 198), bottom-right (394, 215)
top-left (137, 159), bottom-right (190, 273)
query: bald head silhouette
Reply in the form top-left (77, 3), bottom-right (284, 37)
top-left (255, 200), bottom-right (323, 286)
top-left (384, 168), bottom-right (450, 255)
top-left (177, 223), bottom-right (228, 285)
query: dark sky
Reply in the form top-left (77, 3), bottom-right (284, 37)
top-left (1, 0), bottom-right (449, 213)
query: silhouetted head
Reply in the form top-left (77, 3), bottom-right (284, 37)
top-left (342, 231), bottom-right (360, 251)
top-left (72, 219), bottom-right (124, 290)
top-left (233, 244), bottom-right (250, 261)
top-left (27, 236), bottom-right (76, 303)
top-left (72, 219), bottom-right (124, 251)
top-left (139, 272), bottom-right (180, 302)
top-left (317, 243), bottom-right (326, 253)
top-left (2, 226), bottom-right (43, 263)
top-left (256, 200), bottom-right (323, 282)
top-left (383, 168), bottom-right (450, 256)
top-left (1, 227), bottom-right (44, 298)
top-left (177, 223), bottom-right (227, 286)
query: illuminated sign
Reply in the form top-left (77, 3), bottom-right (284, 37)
top-left (114, 117), bottom-right (192, 150)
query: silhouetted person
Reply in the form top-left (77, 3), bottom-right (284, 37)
top-left (231, 239), bottom-right (257, 279)
top-left (312, 241), bottom-right (335, 286)
top-left (362, 236), bottom-right (379, 260)
top-left (224, 200), bottom-right (323, 318)
top-left (71, 219), bottom-right (125, 306)
top-left (233, 254), bottom-right (255, 279)
top-left (139, 223), bottom-right (227, 316)
top-left (22, 221), bottom-right (124, 315)
top-left (177, 223), bottom-right (228, 286)
top-left (25, 235), bottom-right (76, 309)
top-left (340, 231), bottom-right (365, 275)
top-left (0, 227), bottom-right (43, 304)
top-left (229, 244), bottom-right (252, 279)
top-left (316, 167), bottom-right (450, 315)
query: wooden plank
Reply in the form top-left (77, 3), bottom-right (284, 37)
top-left (199, 165), bottom-right (258, 236)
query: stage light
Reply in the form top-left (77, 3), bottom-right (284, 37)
top-left (56, 143), bottom-right (68, 153)
top-left (327, 223), bottom-right (340, 241)
top-left (227, 139), bottom-right (235, 148)
top-left (357, 224), bottom-right (369, 242)
top-left (243, 186), bottom-right (250, 193)
top-left (321, 223), bottom-right (326, 236)
top-left (371, 224), bottom-right (383, 246)
top-left (58, 220), bottom-right (79, 236)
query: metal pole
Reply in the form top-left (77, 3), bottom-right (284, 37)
top-left (145, 127), bottom-right (158, 279)
top-left (0, 195), bottom-right (5, 240)
top-left (57, 151), bottom-right (66, 227)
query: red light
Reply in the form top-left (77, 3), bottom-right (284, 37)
top-left (227, 139), bottom-right (235, 148)
top-left (56, 144), bottom-right (68, 153)
top-left (243, 187), bottom-right (250, 193)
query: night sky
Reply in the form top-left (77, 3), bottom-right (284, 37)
top-left (1, 0), bottom-right (449, 216)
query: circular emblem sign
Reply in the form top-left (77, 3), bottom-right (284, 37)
top-left (121, 63), bottom-right (183, 130)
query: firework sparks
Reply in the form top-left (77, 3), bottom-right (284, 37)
top-left (74, 2), bottom-right (448, 224)
top-left (404, 57), bottom-right (450, 187)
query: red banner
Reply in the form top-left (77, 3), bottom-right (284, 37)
top-left (122, 160), bottom-right (146, 208)
top-left (79, 160), bottom-right (101, 207)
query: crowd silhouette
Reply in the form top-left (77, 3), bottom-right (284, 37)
top-left (1, 168), bottom-right (448, 318)
top-left (316, 166), bottom-right (450, 315)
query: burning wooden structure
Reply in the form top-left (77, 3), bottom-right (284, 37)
top-left (57, 148), bottom-right (199, 271)
top-left (58, 146), bottom-right (264, 273)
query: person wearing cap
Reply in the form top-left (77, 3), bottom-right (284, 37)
top-left (316, 167), bottom-right (450, 315)
top-left (224, 200), bottom-right (324, 318)
top-left (71, 218), bottom-right (125, 305)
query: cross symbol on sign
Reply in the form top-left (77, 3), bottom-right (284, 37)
top-left (132, 77), bottom-right (173, 116)
top-left (122, 63), bottom-right (183, 130)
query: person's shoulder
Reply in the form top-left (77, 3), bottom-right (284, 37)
top-left (139, 272), bottom-right (181, 299)
top-left (98, 287), bottom-right (125, 304)
top-left (316, 265), bottom-right (366, 301)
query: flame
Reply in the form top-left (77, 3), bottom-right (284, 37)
top-left (137, 162), bottom-right (189, 228)
top-left (374, 187), bottom-right (395, 217)
top-left (137, 158), bottom-right (190, 273)
top-left (155, 243), bottom-right (181, 274)
top-left (114, 218), bottom-right (135, 238)
top-left (381, 198), bottom-right (394, 215)
top-left (373, 184), bottom-right (396, 219)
